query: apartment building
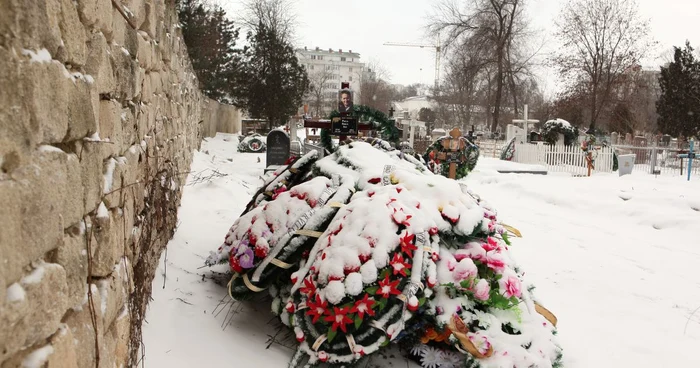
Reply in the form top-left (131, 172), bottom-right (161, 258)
top-left (297, 47), bottom-right (365, 116)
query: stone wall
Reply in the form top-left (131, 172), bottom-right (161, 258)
top-left (0, 0), bottom-right (237, 366)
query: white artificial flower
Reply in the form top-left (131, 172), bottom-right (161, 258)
top-left (420, 346), bottom-right (442, 368)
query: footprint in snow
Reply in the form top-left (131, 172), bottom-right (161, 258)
top-left (619, 192), bottom-right (633, 201)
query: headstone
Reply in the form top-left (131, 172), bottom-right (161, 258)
top-left (633, 136), bottom-right (647, 147)
top-left (618, 154), bottom-right (635, 176)
top-left (661, 135), bottom-right (671, 147)
top-left (625, 133), bottom-right (633, 145)
top-left (557, 133), bottom-right (566, 146)
top-left (266, 130), bottom-right (290, 167)
top-left (611, 132), bottom-right (619, 145)
top-left (506, 124), bottom-right (526, 144)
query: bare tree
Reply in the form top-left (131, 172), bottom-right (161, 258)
top-left (428, 0), bottom-right (525, 132)
top-left (239, 0), bottom-right (296, 42)
top-left (306, 69), bottom-right (334, 117)
top-left (553, 0), bottom-right (654, 132)
top-left (359, 60), bottom-right (394, 112)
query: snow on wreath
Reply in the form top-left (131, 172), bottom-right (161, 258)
top-left (238, 133), bottom-right (266, 153)
top-left (206, 137), bottom-right (562, 368)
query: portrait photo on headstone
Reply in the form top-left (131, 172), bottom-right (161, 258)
top-left (338, 89), bottom-right (353, 114)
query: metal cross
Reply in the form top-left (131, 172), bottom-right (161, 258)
top-left (678, 138), bottom-right (696, 181)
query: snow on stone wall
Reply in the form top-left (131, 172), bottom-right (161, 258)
top-left (0, 0), bottom-right (235, 366)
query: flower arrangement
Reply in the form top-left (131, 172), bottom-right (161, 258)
top-left (238, 133), bottom-right (266, 153)
top-left (207, 138), bottom-right (562, 368)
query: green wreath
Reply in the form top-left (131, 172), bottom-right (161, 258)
top-left (424, 136), bottom-right (479, 180)
top-left (542, 119), bottom-right (579, 146)
top-left (500, 137), bottom-right (516, 161)
top-left (320, 105), bottom-right (400, 154)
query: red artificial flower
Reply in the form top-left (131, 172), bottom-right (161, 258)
top-left (416, 202), bottom-right (421, 209)
top-left (324, 306), bottom-right (353, 333)
top-left (368, 191), bottom-right (375, 197)
top-left (249, 232), bottom-right (258, 247)
top-left (441, 212), bottom-right (459, 224)
top-left (358, 253), bottom-right (371, 263)
top-left (331, 224), bottom-right (343, 236)
top-left (344, 265), bottom-right (360, 274)
top-left (396, 187), bottom-right (403, 193)
top-left (307, 198), bottom-right (318, 207)
top-left (229, 253), bottom-right (243, 273)
top-left (391, 209), bottom-right (412, 227)
top-left (390, 253), bottom-right (411, 277)
top-left (429, 226), bottom-right (439, 236)
top-left (272, 186), bottom-right (287, 199)
top-left (300, 277), bottom-right (317, 297)
top-left (376, 274), bottom-right (401, 298)
top-left (350, 294), bottom-right (376, 320)
top-left (399, 233), bottom-right (417, 257)
top-left (367, 237), bottom-right (377, 248)
top-left (254, 245), bottom-right (268, 258)
top-left (265, 221), bottom-right (274, 231)
top-left (305, 295), bottom-right (328, 324)
top-left (368, 177), bottom-right (381, 184)
top-left (284, 156), bottom-right (296, 165)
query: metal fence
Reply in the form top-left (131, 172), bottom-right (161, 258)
top-left (612, 145), bottom-right (700, 177)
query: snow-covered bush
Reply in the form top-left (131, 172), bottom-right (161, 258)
top-left (207, 138), bottom-right (562, 368)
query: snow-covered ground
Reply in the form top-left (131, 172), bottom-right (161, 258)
top-left (143, 133), bottom-right (700, 367)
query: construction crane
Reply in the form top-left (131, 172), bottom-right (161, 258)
top-left (383, 38), bottom-right (442, 94)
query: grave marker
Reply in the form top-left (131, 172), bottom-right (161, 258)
top-left (266, 130), bottom-right (290, 167)
top-left (434, 128), bottom-right (467, 179)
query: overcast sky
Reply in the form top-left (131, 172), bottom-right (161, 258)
top-left (218, 0), bottom-right (700, 96)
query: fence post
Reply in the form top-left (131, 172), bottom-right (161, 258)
top-left (650, 146), bottom-right (657, 174)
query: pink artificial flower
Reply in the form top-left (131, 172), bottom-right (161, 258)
top-left (474, 279), bottom-right (490, 301)
top-left (499, 275), bottom-right (522, 298)
top-left (482, 237), bottom-right (500, 252)
top-left (452, 258), bottom-right (478, 282)
top-left (485, 252), bottom-right (506, 272)
top-left (446, 256), bottom-right (457, 271)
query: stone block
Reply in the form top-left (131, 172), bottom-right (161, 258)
top-left (136, 32), bottom-right (152, 70)
top-left (110, 43), bottom-right (134, 101)
top-left (64, 285), bottom-right (104, 368)
top-left (141, 0), bottom-right (157, 38)
top-left (76, 0), bottom-right (112, 32)
top-left (150, 70), bottom-right (162, 95)
top-left (110, 310), bottom-right (130, 368)
top-left (74, 140), bottom-right (112, 214)
top-left (56, 0), bottom-right (87, 67)
top-left (141, 71), bottom-right (153, 104)
top-left (46, 324), bottom-right (79, 368)
top-left (0, 149), bottom-right (79, 283)
top-left (103, 157), bottom-right (127, 208)
top-left (91, 208), bottom-right (124, 277)
top-left (48, 233), bottom-right (88, 310)
top-left (119, 108), bottom-right (137, 152)
top-left (110, 6), bottom-right (127, 45)
top-left (95, 260), bottom-right (130, 329)
top-left (0, 263), bottom-right (68, 360)
top-left (120, 0), bottom-right (147, 30)
top-left (99, 100), bottom-right (124, 152)
top-left (85, 32), bottom-right (115, 95)
top-left (0, 48), bottom-right (34, 174)
top-left (0, 0), bottom-right (62, 56)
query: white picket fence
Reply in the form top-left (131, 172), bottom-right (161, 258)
top-left (514, 143), bottom-right (615, 176)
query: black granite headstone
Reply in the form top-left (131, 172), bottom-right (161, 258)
top-left (266, 130), bottom-right (290, 166)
